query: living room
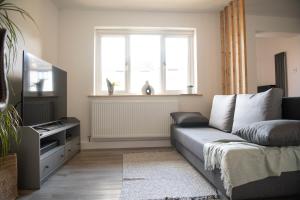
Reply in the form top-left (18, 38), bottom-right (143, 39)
top-left (0, 0), bottom-right (300, 200)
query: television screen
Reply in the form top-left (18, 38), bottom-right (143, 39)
top-left (22, 52), bottom-right (67, 126)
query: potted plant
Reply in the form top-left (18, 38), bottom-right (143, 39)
top-left (0, 1), bottom-right (35, 199)
top-left (0, 105), bottom-right (20, 200)
top-left (106, 78), bottom-right (116, 95)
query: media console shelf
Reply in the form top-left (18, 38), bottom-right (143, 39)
top-left (16, 117), bottom-right (80, 189)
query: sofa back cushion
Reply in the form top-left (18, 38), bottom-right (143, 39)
top-left (209, 95), bottom-right (236, 132)
top-left (232, 88), bottom-right (283, 132)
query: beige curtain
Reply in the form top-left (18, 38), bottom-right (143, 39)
top-left (220, 0), bottom-right (247, 95)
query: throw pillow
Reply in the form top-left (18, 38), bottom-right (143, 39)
top-left (232, 120), bottom-right (300, 146)
top-left (170, 112), bottom-right (209, 127)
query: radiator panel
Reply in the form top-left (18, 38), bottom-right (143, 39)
top-left (91, 100), bottom-right (178, 139)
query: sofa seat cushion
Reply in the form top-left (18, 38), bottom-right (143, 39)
top-left (173, 127), bottom-right (244, 161)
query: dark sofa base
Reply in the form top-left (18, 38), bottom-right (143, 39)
top-left (172, 139), bottom-right (300, 200)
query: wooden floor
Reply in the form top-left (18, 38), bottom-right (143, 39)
top-left (17, 148), bottom-right (300, 200)
top-left (17, 148), bottom-right (172, 200)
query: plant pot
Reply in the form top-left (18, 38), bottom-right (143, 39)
top-left (0, 154), bottom-right (18, 200)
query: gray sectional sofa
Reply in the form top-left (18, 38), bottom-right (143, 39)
top-left (171, 93), bottom-right (300, 200)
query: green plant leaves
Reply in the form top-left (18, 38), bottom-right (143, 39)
top-left (0, 0), bottom-right (35, 159)
top-left (0, 0), bottom-right (36, 73)
top-left (0, 104), bottom-right (21, 158)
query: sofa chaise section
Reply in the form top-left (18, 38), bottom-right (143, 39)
top-left (171, 95), bottom-right (300, 200)
top-left (171, 125), bottom-right (300, 200)
top-left (171, 127), bottom-right (244, 161)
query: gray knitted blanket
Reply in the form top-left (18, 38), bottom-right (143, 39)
top-left (203, 140), bottom-right (300, 197)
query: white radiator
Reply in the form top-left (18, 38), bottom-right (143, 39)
top-left (90, 100), bottom-right (178, 140)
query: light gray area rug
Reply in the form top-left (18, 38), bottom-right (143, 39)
top-left (120, 151), bottom-right (219, 200)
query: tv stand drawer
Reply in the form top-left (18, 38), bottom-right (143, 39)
top-left (71, 136), bottom-right (80, 153)
top-left (65, 137), bottom-right (80, 160)
top-left (65, 142), bottom-right (73, 160)
top-left (40, 147), bottom-right (65, 181)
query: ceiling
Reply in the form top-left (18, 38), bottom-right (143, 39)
top-left (52, 0), bottom-right (300, 17)
top-left (245, 0), bottom-right (300, 19)
top-left (51, 0), bottom-right (231, 12)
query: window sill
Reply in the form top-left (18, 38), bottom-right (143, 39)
top-left (88, 93), bottom-right (203, 97)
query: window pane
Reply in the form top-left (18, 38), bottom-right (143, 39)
top-left (165, 37), bottom-right (189, 91)
top-left (101, 36), bottom-right (126, 91)
top-left (130, 35), bottom-right (161, 93)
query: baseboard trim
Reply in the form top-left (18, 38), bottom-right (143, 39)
top-left (81, 139), bottom-right (171, 149)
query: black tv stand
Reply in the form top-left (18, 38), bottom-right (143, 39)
top-left (34, 120), bottom-right (67, 133)
top-left (57, 120), bottom-right (64, 125)
top-left (35, 127), bottom-right (51, 131)
top-left (16, 117), bottom-right (80, 189)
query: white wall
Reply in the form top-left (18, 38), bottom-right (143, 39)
top-left (8, 0), bottom-right (59, 106)
top-left (11, 0), bottom-right (59, 65)
top-left (245, 15), bottom-right (300, 93)
top-left (57, 10), bottom-right (221, 148)
top-left (256, 36), bottom-right (300, 96)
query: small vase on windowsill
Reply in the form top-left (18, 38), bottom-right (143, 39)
top-left (108, 87), bottom-right (114, 96)
top-left (187, 85), bottom-right (194, 94)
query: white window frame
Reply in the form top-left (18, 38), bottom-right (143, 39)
top-left (94, 27), bottom-right (197, 95)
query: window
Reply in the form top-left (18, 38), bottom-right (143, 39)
top-left (94, 28), bottom-right (196, 94)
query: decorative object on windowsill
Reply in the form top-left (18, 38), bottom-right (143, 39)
top-left (187, 85), bottom-right (194, 94)
top-left (0, 1), bottom-right (36, 199)
top-left (106, 78), bottom-right (115, 95)
top-left (142, 81), bottom-right (154, 95)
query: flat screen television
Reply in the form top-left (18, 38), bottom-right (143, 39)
top-left (22, 52), bottom-right (67, 126)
